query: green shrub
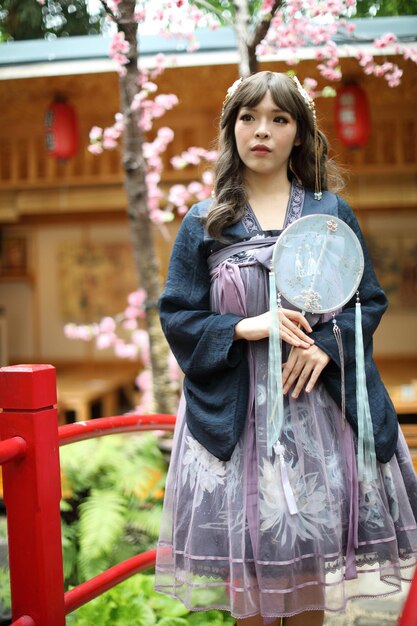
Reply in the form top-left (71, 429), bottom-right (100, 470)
top-left (60, 432), bottom-right (168, 585)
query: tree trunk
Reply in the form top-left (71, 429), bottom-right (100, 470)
top-left (233, 0), bottom-right (253, 77)
top-left (233, 0), bottom-right (284, 76)
top-left (117, 0), bottom-right (177, 414)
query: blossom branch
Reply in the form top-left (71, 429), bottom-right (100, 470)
top-left (99, 0), bottom-right (118, 21)
top-left (249, 0), bottom-right (283, 52)
top-left (64, 289), bottom-right (181, 412)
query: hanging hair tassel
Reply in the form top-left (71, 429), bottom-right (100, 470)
top-left (267, 269), bottom-right (284, 456)
top-left (355, 292), bottom-right (377, 482)
top-left (290, 75), bottom-right (322, 201)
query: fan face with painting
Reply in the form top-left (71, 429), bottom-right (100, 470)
top-left (272, 214), bottom-right (364, 315)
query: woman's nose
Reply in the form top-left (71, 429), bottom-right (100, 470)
top-left (255, 126), bottom-right (271, 138)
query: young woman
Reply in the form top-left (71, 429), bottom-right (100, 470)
top-left (154, 71), bottom-right (417, 626)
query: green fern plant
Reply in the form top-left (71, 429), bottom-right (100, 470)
top-left (60, 432), bottom-right (168, 585)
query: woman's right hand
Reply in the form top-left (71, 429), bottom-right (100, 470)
top-left (234, 308), bottom-right (314, 347)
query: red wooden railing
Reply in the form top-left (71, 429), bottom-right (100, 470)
top-left (0, 364), bottom-right (175, 626)
top-left (0, 364), bottom-right (416, 625)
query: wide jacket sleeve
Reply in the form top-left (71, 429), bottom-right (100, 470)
top-left (159, 204), bottom-right (246, 382)
top-left (159, 204), bottom-right (250, 462)
top-left (311, 196), bottom-right (398, 463)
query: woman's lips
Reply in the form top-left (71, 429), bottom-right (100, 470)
top-left (251, 144), bottom-right (272, 154)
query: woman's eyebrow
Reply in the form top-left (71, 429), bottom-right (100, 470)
top-left (241, 106), bottom-right (288, 113)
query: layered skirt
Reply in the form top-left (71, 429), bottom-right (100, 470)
top-left (155, 247), bottom-right (417, 620)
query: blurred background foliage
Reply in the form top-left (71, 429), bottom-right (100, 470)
top-left (1, 0), bottom-right (417, 42)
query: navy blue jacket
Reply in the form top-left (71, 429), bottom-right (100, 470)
top-left (159, 190), bottom-right (398, 463)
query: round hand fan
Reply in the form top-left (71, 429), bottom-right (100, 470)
top-left (272, 214), bottom-right (364, 314)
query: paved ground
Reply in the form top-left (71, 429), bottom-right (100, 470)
top-left (324, 589), bottom-right (408, 625)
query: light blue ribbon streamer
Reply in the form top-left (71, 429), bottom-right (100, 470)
top-left (355, 301), bottom-right (377, 482)
top-left (267, 272), bottom-right (298, 514)
top-left (267, 271), bottom-right (284, 457)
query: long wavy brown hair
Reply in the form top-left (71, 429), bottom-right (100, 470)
top-left (206, 71), bottom-right (344, 240)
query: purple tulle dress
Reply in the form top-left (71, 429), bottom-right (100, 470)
top-left (155, 205), bottom-right (417, 621)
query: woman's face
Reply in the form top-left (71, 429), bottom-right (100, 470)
top-left (234, 90), bottom-right (300, 179)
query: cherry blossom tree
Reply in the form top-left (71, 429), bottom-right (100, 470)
top-left (95, 0), bottom-right (180, 414)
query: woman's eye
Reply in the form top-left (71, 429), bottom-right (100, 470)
top-left (274, 116), bottom-right (289, 124)
top-left (240, 113), bottom-right (253, 121)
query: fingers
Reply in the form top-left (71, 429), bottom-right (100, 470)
top-left (282, 349), bottom-right (303, 394)
top-left (304, 365), bottom-right (322, 394)
top-left (282, 346), bottom-right (331, 398)
top-left (278, 310), bottom-right (314, 348)
top-left (280, 329), bottom-right (310, 348)
top-left (282, 309), bottom-right (313, 334)
top-left (280, 323), bottom-right (313, 348)
top-left (291, 365), bottom-right (318, 399)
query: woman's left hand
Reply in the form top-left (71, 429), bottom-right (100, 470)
top-left (282, 345), bottom-right (330, 399)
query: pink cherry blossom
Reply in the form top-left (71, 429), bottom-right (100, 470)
top-left (260, 0), bottom-right (276, 16)
top-left (123, 305), bottom-right (141, 319)
top-left (128, 289), bottom-right (146, 308)
top-left (142, 81), bottom-right (158, 93)
top-left (89, 126), bottom-right (103, 141)
top-left (114, 339), bottom-right (138, 359)
top-left (100, 317), bottom-right (117, 333)
top-left (150, 209), bottom-right (172, 224)
top-left (77, 325), bottom-right (94, 341)
top-left (102, 132), bottom-right (118, 150)
top-left (122, 319), bottom-right (138, 331)
top-left (170, 156), bottom-right (187, 170)
top-left (132, 329), bottom-right (149, 349)
top-left (137, 369), bottom-right (152, 391)
top-left (374, 33), bottom-right (397, 48)
top-left (134, 8), bottom-right (146, 22)
top-left (106, 0), bottom-right (122, 12)
top-left (202, 170), bottom-right (214, 185)
top-left (116, 65), bottom-right (128, 78)
top-left (158, 127), bottom-right (175, 142)
top-left (109, 32), bottom-right (130, 70)
top-left (64, 323), bottom-right (79, 339)
top-left (96, 333), bottom-right (116, 350)
top-left (88, 143), bottom-right (104, 155)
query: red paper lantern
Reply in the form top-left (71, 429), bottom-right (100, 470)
top-left (45, 100), bottom-right (80, 160)
top-left (335, 84), bottom-right (371, 148)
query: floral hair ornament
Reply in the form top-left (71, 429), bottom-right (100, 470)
top-left (291, 74), bottom-right (322, 201)
top-left (221, 77), bottom-right (244, 119)
top-left (267, 214), bottom-right (376, 516)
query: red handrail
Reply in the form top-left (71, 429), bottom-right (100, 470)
top-left (10, 617), bottom-right (36, 626)
top-left (0, 437), bottom-right (27, 464)
top-left (59, 412), bottom-right (176, 445)
top-left (398, 571), bottom-right (417, 626)
top-left (64, 549), bottom-right (157, 613)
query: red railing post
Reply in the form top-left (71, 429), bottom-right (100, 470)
top-left (0, 364), bottom-right (65, 626)
top-left (398, 570), bottom-right (417, 626)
